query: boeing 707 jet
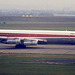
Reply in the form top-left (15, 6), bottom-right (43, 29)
top-left (0, 29), bottom-right (75, 48)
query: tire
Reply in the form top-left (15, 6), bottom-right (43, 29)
top-left (15, 44), bottom-right (26, 48)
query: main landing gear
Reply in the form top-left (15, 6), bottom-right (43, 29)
top-left (15, 44), bottom-right (26, 48)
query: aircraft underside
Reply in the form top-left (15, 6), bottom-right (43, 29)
top-left (1, 37), bottom-right (75, 48)
top-left (46, 38), bottom-right (75, 45)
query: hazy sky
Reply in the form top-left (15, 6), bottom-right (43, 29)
top-left (0, 0), bottom-right (75, 10)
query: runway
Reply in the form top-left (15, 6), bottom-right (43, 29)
top-left (0, 44), bottom-right (75, 54)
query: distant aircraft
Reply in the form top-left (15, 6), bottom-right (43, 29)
top-left (0, 29), bottom-right (75, 48)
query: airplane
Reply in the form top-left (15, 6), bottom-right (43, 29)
top-left (0, 29), bottom-right (75, 48)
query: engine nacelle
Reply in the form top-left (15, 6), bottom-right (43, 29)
top-left (4, 38), bottom-right (20, 44)
top-left (23, 40), bottom-right (38, 45)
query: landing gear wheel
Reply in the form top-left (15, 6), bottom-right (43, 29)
top-left (15, 44), bottom-right (26, 48)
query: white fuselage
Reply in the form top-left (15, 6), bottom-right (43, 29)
top-left (0, 29), bottom-right (75, 38)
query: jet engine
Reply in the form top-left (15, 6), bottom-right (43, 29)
top-left (23, 40), bottom-right (38, 45)
top-left (4, 38), bottom-right (20, 44)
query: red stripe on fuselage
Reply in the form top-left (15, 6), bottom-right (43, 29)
top-left (0, 33), bottom-right (75, 37)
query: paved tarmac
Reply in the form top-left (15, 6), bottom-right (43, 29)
top-left (0, 44), bottom-right (75, 54)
